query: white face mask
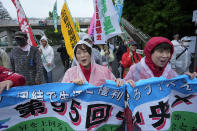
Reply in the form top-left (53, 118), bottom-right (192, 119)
top-left (183, 42), bottom-right (190, 47)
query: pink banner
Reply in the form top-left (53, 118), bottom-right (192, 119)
top-left (11, 0), bottom-right (37, 47)
top-left (88, 13), bottom-right (95, 36)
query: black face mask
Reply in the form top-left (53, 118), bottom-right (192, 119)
top-left (15, 37), bottom-right (27, 47)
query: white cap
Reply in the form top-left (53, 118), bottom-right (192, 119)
top-left (181, 36), bottom-right (191, 41)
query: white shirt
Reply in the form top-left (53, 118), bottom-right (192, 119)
top-left (40, 44), bottom-right (55, 72)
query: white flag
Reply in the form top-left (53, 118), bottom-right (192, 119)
top-left (94, 0), bottom-right (122, 44)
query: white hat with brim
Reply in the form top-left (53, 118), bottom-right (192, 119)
top-left (181, 36), bottom-right (191, 41)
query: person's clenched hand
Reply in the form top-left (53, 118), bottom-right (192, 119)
top-left (126, 79), bottom-right (136, 88)
top-left (116, 79), bottom-right (123, 87)
top-left (0, 80), bottom-right (13, 94)
top-left (184, 72), bottom-right (197, 79)
top-left (73, 78), bottom-right (85, 85)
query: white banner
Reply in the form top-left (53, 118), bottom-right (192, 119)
top-left (0, 99), bottom-right (123, 131)
top-left (94, 0), bottom-right (122, 44)
top-left (128, 75), bottom-right (197, 131)
top-left (0, 82), bottom-right (125, 130)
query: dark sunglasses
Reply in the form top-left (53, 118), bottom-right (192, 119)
top-left (15, 37), bottom-right (26, 43)
top-left (15, 37), bottom-right (25, 40)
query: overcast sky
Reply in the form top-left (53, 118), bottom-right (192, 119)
top-left (1, 0), bottom-right (94, 19)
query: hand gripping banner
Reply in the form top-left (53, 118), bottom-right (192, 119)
top-left (1, 75), bottom-right (197, 130)
top-left (127, 75), bottom-right (197, 131)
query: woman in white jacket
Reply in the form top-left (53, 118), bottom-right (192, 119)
top-left (170, 36), bottom-right (191, 75)
top-left (39, 36), bottom-right (55, 83)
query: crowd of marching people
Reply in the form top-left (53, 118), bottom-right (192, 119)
top-left (0, 32), bottom-right (196, 130)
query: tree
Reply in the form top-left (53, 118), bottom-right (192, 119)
top-left (43, 10), bottom-right (62, 46)
top-left (44, 10), bottom-right (62, 46)
top-left (0, 1), bottom-right (12, 20)
top-left (49, 11), bottom-right (53, 19)
top-left (44, 28), bottom-right (62, 46)
top-left (123, 0), bottom-right (197, 39)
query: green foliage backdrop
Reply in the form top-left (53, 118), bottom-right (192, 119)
top-left (122, 0), bottom-right (197, 39)
top-left (44, 28), bottom-right (62, 46)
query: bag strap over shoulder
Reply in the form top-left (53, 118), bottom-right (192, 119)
top-left (176, 48), bottom-right (187, 60)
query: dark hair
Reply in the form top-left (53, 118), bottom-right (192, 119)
top-left (15, 36), bottom-right (26, 41)
top-left (15, 32), bottom-right (28, 39)
top-left (74, 44), bottom-right (92, 57)
top-left (173, 34), bottom-right (179, 39)
top-left (92, 44), bottom-right (101, 52)
top-left (151, 43), bottom-right (172, 54)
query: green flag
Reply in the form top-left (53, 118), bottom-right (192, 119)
top-left (53, 0), bottom-right (58, 32)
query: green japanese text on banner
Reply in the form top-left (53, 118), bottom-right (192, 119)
top-left (93, 0), bottom-right (122, 44)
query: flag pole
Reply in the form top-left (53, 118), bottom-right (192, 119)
top-left (18, 0), bottom-right (39, 46)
